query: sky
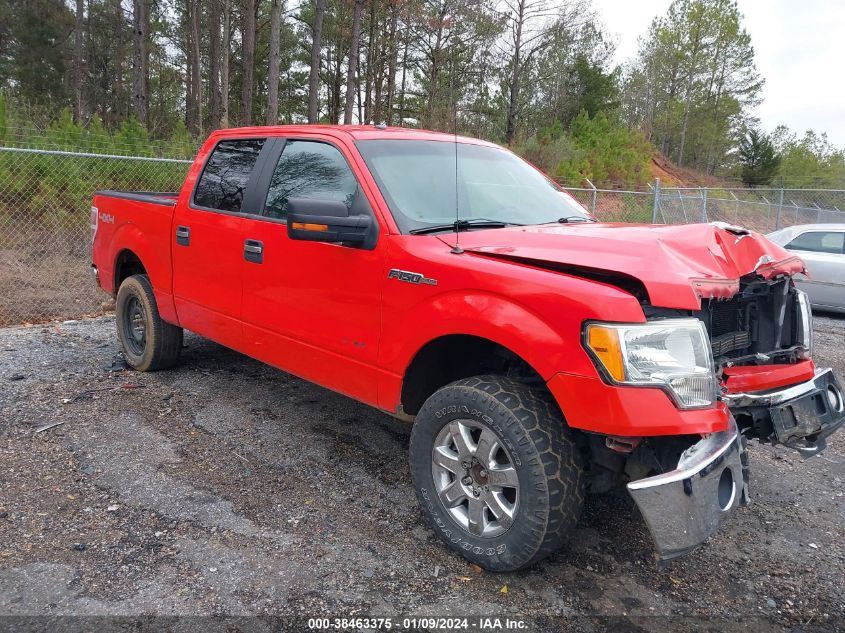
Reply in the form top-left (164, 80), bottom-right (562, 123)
top-left (594, 0), bottom-right (845, 148)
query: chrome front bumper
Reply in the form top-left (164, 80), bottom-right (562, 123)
top-left (722, 367), bottom-right (842, 408)
top-left (724, 367), bottom-right (845, 455)
top-left (627, 416), bottom-right (748, 561)
top-left (628, 368), bottom-right (844, 561)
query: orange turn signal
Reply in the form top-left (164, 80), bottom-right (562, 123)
top-left (586, 325), bottom-right (625, 382)
top-left (292, 222), bottom-right (328, 232)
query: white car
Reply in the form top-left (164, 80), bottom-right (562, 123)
top-left (767, 223), bottom-right (845, 312)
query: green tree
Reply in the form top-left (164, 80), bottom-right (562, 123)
top-left (568, 54), bottom-right (620, 119)
top-left (498, 0), bottom-right (557, 143)
top-left (738, 129), bottom-right (779, 186)
top-left (2, 0), bottom-right (74, 107)
top-left (531, 14), bottom-right (617, 134)
top-left (554, 110), bottom-right (651, 186)
top-left (624, 0), bottom-right (762, 173)
top-left (772, 126), bottom-right (845, 189)
top-left (410, 0), bottom-right (504, 133)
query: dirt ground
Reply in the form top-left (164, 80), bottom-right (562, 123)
top-left (0, 246), bottom-right (106, 327)
top-left (1, 314), bottom-right (844, 632)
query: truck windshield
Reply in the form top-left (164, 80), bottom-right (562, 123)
top-left (355, 139), bottom-right (590, 233)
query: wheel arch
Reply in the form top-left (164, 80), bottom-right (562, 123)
top-left (113, 248), bottom-right (148, 294)
top-left (400, 333), bottom-right (547, 416)
top-left (381, 289), bottom-right (578, 417)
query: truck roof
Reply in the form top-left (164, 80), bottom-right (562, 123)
top-left (206, 124), bottom-right (500, 147)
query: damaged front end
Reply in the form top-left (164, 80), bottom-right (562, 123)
top-left (623, 268), bottom-right (844, 561)
top-left (694, 275), bottom-right (845, 455)
top-left (725, 368), bottom-right (845, 455)
top-left (626, 417), bottom-right (749, 561)
top-left (487, 220), bottom-right (843, 560)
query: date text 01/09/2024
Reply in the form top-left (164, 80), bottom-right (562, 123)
top-left (306, 617), bottom-right (528, 630)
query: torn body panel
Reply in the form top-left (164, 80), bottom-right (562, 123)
top-left (726, 368), bottom-right (845, 455)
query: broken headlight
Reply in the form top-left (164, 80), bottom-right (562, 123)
top-left (585, 318), bottom-right (718, 409)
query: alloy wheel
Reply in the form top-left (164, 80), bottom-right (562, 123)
top-left (431, 419), bottom-right (520, 538)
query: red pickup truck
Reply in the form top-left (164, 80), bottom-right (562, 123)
top-left (91, 125), bottom-right (844, 571)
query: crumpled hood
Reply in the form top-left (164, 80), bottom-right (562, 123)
top-left (441, 222), bottom-right (805, 310)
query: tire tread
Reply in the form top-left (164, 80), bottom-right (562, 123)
top-left (116, 274), bottom-right (182, 371)
top-left (409, 374), bottom-right (585, 571)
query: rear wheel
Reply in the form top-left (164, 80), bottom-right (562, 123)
top-left (116, 274), bottom-right (182, 371)
top-left (409, 375), bottom-right (584, 571)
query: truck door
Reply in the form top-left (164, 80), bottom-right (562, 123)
top-left (240, 137), bottom-right (387, 405)
top-left (172, 137), bottom-right (269, 349)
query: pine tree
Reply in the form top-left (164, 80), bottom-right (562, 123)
top-left (738, 129), bottom-right (779, 187)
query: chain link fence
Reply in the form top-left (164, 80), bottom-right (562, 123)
top-left (566, 179), bottom-right (845, 232)
top-left (0, 147), bottom-right (191, 326)
top-left (1, 147), bottom-right (844, 326)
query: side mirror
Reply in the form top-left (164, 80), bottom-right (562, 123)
top-left (286, 197), bottom-right (373, 247)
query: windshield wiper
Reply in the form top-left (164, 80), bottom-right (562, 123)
top-left (409, 219), bottom-right (523, 235)
top-left (554, 215), bottom-right (596, 224)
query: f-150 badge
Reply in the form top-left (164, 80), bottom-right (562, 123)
top-left (388, 269), bottom-right (438, 286)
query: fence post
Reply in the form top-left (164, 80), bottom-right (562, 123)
top-left (730, 190), bottom-right (739, 223)
top-left (700, 187), bottom-right (708, 222)
top-left (651, 178), bottom-right (661, 223)
top-left (761, 195), bottom-right (772, 231)
top-left (585, 178), bottom-right (597, 216)
top-left (776, 186), bottom-right (784, 229)
top-left (678, 188), bottom-right (688, 223)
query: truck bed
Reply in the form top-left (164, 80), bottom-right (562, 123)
top-left (92, 190), bottom-right (178, 305)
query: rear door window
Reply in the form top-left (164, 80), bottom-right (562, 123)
top-left (785, 231), bottom-right (845, 255)
top-left (194, 139), bottom-right (266, 213)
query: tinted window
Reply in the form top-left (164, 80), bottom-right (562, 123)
top-left (194, 139), bottom-right (266, 212)
top-left (785, 231), bottom-right (845, 254)
top-left (264, 140), bottom-right (359, 219)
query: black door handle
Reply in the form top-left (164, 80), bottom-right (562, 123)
top-left (244, 239), bottom-right (263, 264)
top-left (176, 225), bottom-right (190, 246)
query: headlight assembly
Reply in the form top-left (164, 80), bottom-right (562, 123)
top-left (585, 318), bottom-right (718, 409)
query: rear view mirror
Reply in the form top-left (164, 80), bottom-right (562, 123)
top-left (286, 198), bottom-right (374, 247)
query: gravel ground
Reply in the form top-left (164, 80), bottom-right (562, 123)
top-left (1, 314), bottom-right (844, 632)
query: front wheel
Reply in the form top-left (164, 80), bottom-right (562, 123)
top-left (409, 376), bottom-right (585, 571)
top-left (115, 274), bottom-right (183, 371)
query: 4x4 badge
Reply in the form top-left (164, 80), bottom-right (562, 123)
top-left (388, 268), bottom-right (438, 286)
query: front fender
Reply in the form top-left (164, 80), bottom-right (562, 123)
top-left (377, 290), bottom-right (580, 414)
top-left (391, 290), bottom-right (569, 380)
top-left (375, 235), bottom-right (649, 415)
